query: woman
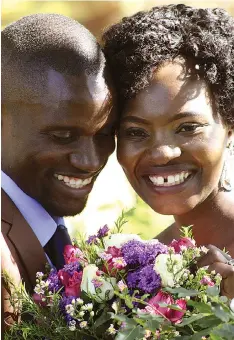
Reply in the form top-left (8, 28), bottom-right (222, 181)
top-left (103, 5), bottom-right (234, 297)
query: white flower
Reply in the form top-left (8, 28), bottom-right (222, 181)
top-left (65, 304), bottom-right (74, 314)
top-left (79, 321), bottom-right (88, 328)
top-left (230, 299), bottom-right (234, 312)
top-left (107, 324), bottom-right (117, 335)
top-left (154, 253), bottom-right (185, 287)
top-left (80, 264), bottom-right (116, 302)
top-left (104, 233), bottom-right (142, 249)
top-left (36, 272), bottom-right (44, 279)
top-left (76, 298), bottom-right (83, 305)
top-left (69, 320), bottom-right (76, 331)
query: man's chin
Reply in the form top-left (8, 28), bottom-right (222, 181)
top-left (42, 199), bottom-right (87, 218)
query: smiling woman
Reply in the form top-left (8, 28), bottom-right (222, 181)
top-left (103, 4), bottom-right (234, 256)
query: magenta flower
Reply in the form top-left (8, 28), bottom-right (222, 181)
top-left (144, 290), bottom-right (187, 324)
top-left (169, 237), bottom-right (195, 253)
top-left (200, 276), bottom-right (215, 286)
top-left (112, 257), bottom-right (127, 269)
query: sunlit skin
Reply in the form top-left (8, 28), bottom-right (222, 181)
top-left (117, 60), bottom-right (234, 255)
top-left (2, 68), bottom-right (116, 217)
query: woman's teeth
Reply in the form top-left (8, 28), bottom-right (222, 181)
top-left (149, 172), bottom-right (191, 187)
top-left (54, 174), bottom-right (93, 189)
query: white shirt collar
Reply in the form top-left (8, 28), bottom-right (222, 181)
top-left (1, 171), bottom-right (62, 247)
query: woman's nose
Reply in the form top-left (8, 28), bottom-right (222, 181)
top-left (146, 144), bottom-right (182, 165)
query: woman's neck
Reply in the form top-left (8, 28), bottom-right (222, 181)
top-left (174, 190), bottom-right (234, 248)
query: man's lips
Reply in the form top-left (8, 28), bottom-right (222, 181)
top-left (53, 173), bottom-right (95, 190)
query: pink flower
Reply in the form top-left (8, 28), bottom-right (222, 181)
top-left (200, 276), bottom-right (215, 286)
top-left (169, 298), bottom-right (187, 323)
top-left (169, 237), bottom-right (195, 253)
top-left (145, 290), bottom-right (174, 316)
top-left (112, 257), bottom-right (127, 269)
top-left (63, 245), bottom-right (85, 264)
top-left (32, 293), bottom-right (47, 307)
top-left (58, 269), bottom-right (70, 286)
top-left (58, 269), bottom-right (83, 297)
top-left (144, 290), bottom-right (186, 324)
top-left (106, 246), bottom-right (122, 258)
top-left (102, 246), bottom-right (125, 274)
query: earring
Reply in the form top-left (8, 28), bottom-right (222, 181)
top-left (220, 142), bottom-right (234, 192)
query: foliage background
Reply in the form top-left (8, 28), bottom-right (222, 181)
top-left (2, 0), bottom-right (233, 239)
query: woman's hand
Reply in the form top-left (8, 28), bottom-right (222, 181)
top-left (197, 244), bottom-right (234, 299)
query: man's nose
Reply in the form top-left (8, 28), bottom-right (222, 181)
top-left (146, 144), bottom-right (182, 165)
top-left (69, 137), bottom-right (104, 173)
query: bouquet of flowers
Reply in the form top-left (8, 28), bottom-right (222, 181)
top-left (4, 215), bottom-right (234, 340)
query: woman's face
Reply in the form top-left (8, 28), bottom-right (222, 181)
top-left (117, 61), bottom-right (231, 215)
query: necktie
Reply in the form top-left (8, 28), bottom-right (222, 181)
top-left (44, 225), bottom-right (72, 270)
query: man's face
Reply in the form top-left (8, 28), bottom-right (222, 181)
top-left (2, 68), bottom-right (116, 216)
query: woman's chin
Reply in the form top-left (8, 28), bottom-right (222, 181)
top-left (145, 198), bottom-right (199, 216)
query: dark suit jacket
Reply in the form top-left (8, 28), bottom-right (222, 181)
top-left (1, 189), bottom-right (48, 329)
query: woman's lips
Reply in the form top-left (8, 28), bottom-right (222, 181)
top-left (143, 171), bottom-right (196, 194)
top-left (148, 171), bottom-right (192, 187)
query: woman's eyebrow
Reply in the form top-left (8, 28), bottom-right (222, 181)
top-left (121, 116), bottom-right (151, 125)
top-left (167, 111), bottom-right (201, 124)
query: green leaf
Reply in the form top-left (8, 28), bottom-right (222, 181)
top-left (145, 319), bottom-right (163, 331)
top-left (115, 325), bottom-right (145, 340)
top-left (164, 287), bottom-right (199, 297)
top-left (189, 327), bottom-right (218, 340)
top-left (187, 300), bottom-right (212, 313)
top-left (206, 285), bottom-right (220, 297)
top-left (110, 313), bottom-right (137, 327)
top-left (210, 334), bottom-right (223, 340)
top-left (125, 297), bottom-right (134, 309)
top-left (94, 310), bottom-right (111, 329)
top-left (211, 304), bottom-right (230, 322)
top-left (195, 315), bottom-right (222, 329)
top-left (176, 314), bottom-right (205, 326)
top-left (211, 324), bottom-right (234, 340)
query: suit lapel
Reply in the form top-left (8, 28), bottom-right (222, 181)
top-left (2, 191), bottom-right (48, 287)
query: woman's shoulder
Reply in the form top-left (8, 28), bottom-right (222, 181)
top-left (155, 222), bottom-right (180, 245)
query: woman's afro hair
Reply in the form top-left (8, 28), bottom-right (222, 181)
top-left (103, 4), bottom-right (234, 125)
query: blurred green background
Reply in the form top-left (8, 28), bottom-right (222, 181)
top-left (2, 0), bottom-right (233, 240)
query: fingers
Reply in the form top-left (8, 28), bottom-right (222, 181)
top-left (207, 262), bottom-right (234, 279)
top-left (197, 245), bottom-right (228, 268)
top-left (206, 245), bottom-right (232, 261)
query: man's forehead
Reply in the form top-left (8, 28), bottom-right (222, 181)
top-left (45, 68), bottom-right (108, 104)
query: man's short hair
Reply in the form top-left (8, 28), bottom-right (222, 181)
top-left (2, 13), bottom-right (105, 103)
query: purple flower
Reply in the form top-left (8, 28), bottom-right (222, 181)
top-left (63, 262), bottom-right (81, 276)
top-left (137, 265), bottom-right (161, 293)
top-left (59, 295), bottom-right (75, 323)
top-left (122, 240), bottom-right (145, 266)
top-left (127, 269), bottom-right (140, 289)
top-left (122, 240), bottom-right (167, 267)
top-left (87, 235), bottom-right (98, 245)
top-left (139, 242), bottom-right (168, 266)
top-left (47, 269), bottom-right (63, 293)
top-left (127, 265), bottom-right (161, 294)
top-left (97, 225), bottom-right (109, 238)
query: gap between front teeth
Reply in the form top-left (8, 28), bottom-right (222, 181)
top-left (54, 174), bottom-right (92, 188)
top-left (149, 172), bottom-right (190, 187)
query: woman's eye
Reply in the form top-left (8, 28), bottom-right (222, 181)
top-left (122, 128), bottom-right (149, 139)
top-left (176, 123), bottom-right (206, 134)
top-left (50, 131), bottom-right (74, 142)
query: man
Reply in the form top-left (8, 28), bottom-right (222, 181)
top-left (1, 13), bottom-right (116, 327)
